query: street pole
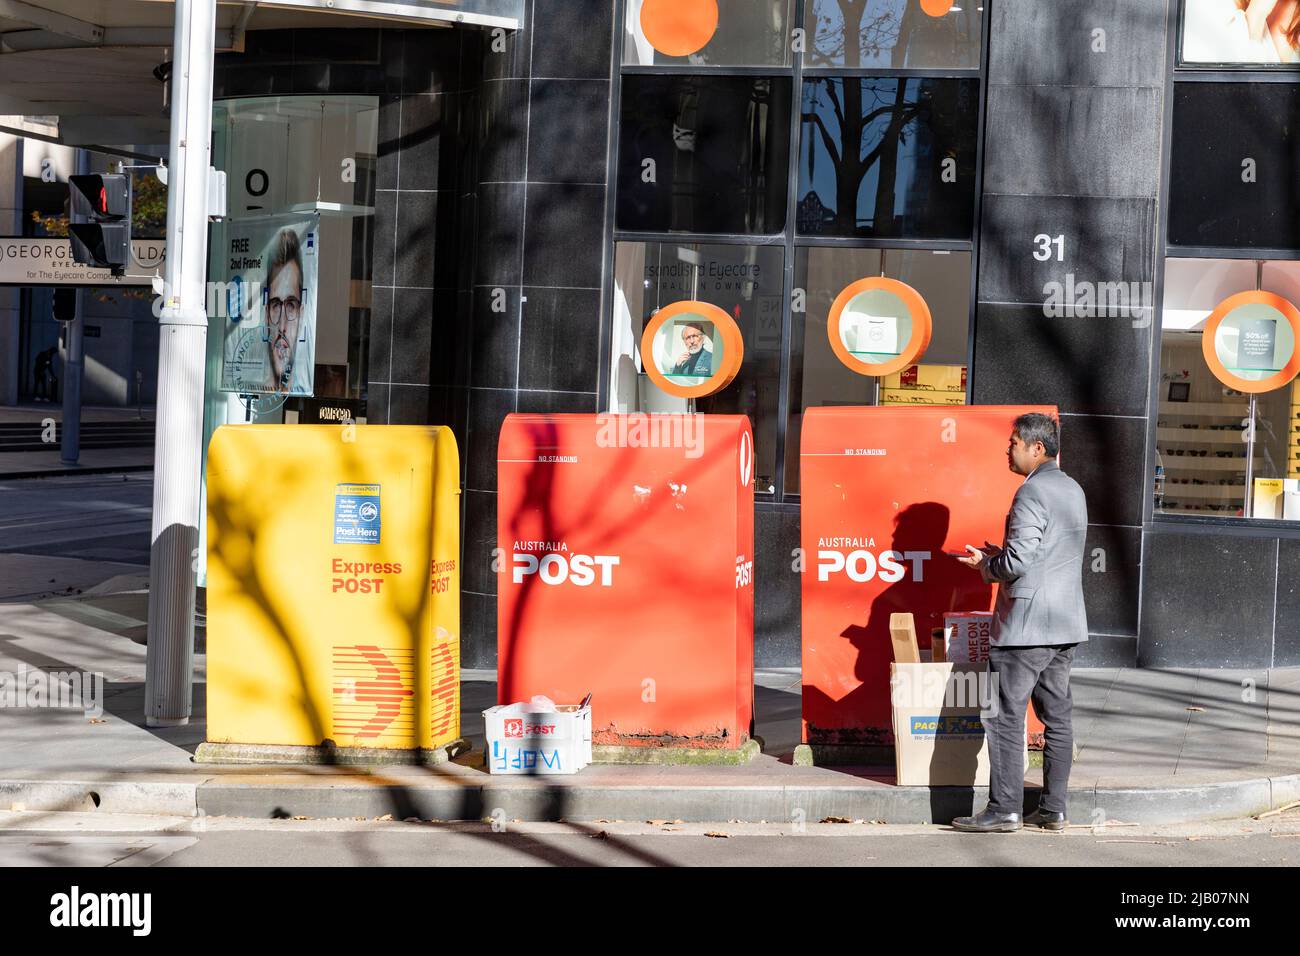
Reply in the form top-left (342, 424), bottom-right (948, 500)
top-left (58, 289), bottom-right (82, 465)
top-left (59, 151), bottom-right (90, 466)
top-left (144, 0), bottom-right (216, 727)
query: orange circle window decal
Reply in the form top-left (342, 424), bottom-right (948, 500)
top-left (827, 277), bottom-right (933, 378)
top-left (1201, 291), bottom-right (1300, 394)
top-left (640, 0), bottom-right (719, 58)
top-left (920, 0), bottom-right (955, 17)
top-left (641, 300), bottom-right (744, 399)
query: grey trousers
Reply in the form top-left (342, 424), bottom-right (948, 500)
top-left (982, 643), bottom-right (1078, 815)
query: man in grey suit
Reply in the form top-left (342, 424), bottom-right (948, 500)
top-left (952, 412), bottom-right (1088, 833)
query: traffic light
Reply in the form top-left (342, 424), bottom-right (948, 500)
top-left (52, 287), bottom-right (76, 322)
top-left (69, 173), bottom-right (131, 272)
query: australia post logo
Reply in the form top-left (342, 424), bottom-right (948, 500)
top-left (511, 541), bottom-right (619, 587)
top-left (816, 536), bottom-right (931, 582)
top-left (739, 431), bottom-right (753, 488)
top-left (504, 717), bottom-right (557, 737)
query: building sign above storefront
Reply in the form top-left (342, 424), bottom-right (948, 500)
top-left (0, 237), bottom-right (164, 287)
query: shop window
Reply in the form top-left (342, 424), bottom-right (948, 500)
top-left (804, 0), bottom-right (983, 70)
top-left (784, 246), bottom-right (971, 493)
top-left (617, 74), bottom-right (792, 235)
top-left (1155, 257), bottom-right (1300, 519)
top-left (1168, 82), bottom-right (1300, 249)
top-left (622, 0), bottom-right (794, 68)
top-left (797, 76), bottom-right (978, 239)
top-left (610, 240), bottom-right (784, 495)
top-left (208, 95), bottom-right (378, 415)
top-left (1180, 0), bottom-right (1300, 66)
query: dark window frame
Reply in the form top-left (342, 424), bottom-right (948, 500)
top-left (1148, 0), bottom-right (1300, 535)
top-left (615, 72), bottom-right (796, 236)
top-left (601, 0), bottom-right (990, 503)
top-left (1174, 0), bottom-right (1300, 73)
top-left (795, 73), bottom-right (981, 241)
top-left (1166, 80), bottom-right (1300, 252)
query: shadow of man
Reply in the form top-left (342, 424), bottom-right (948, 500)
top-left (836, 502), bottom-right (992, 738)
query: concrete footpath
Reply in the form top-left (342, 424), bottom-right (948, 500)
top-left (0, 558), bottom-right (1298, 826)
top-left (0, 448), bottom-right (154, 479)
top-left (0, 404), bottom-right (155, 479)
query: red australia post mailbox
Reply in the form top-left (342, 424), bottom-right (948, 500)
top-left (800, 405), bottom-right (1057, 752)
top-left (497, 413), bottom-right (755, 751)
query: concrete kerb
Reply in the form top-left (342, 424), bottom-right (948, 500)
top-left (0, 780), bottom-right (198, 817)
top-left (589, 738), bottom-right (762, 766)
top-left (0, 771), bottom-right (1295, 824)
top-left (179, 772), bottom-right (1300, 825)
top-left (194, 739), bottom-right (472, 767)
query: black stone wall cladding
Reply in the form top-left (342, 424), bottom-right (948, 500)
top-left (972, 0), bottom-right (1171, 667)
top-left (217, 4), bottom-right (1297, 670)
top-left (213, 11), bottom-right (615, 669)
top-left (455, 0), bottom-right (614, 667)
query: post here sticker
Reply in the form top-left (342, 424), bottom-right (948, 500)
top-left (334, 483), bottom-right (381, 545)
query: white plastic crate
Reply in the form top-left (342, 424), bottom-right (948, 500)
top-left (483, 702), bottom-right (592, 775)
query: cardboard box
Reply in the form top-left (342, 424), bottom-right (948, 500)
top-left (884, 364), bottom-right (967, 392)
top-left (929, 627), bottom-right (947, 661)
top-left (483, 703), bottom-right (592, 775)
top-left (1253, 478), bottom-right (1300, 519)
top-left (880, 388), bottom-right (966, 407)
top-left (1286, 484), bottom-right (1300, 521)
top-left (942, 611), bottom-right (994, 663)
top-left (890, 662), bottom-right (1027, 786)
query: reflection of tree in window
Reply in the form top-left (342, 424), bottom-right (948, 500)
top-left (799, 77), bottom-right (976, 238)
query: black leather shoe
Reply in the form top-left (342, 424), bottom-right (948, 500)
top-left (1025, 808), bottom-right (1068, 831)
top-left (951, 807), bottom-right (1021, 832)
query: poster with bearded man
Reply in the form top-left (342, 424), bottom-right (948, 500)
top-left (220, 213), bottom-right (319, 396)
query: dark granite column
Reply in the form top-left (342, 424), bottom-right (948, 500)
top-left (458, 0), bottom-right (615, 667)
top-left (368, 28), bottom-right (475, 427)
top-left (972, 0), bottom-right (1168, 665)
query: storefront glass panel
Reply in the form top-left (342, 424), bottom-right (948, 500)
top-left (205, 94), bottom-right (377, 431)
top-left (1155, 257), bottom-right (1300, 519)
top-left (784, 245), bottom-right (971, 493)
top-left (622, 0), bottom-right (794, 68)
top-left (611, 240), bottom-right (784, 495)
top-left (797, 76), bottom-right (978, 239)
top-left (1169, 82), bottom-right (1300, 249)
top-left (617, 74), bottom-right (793, 235)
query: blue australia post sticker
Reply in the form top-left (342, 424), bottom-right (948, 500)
top-left (334, 483), bottom-right (381, 545)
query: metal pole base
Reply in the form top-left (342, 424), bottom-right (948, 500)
top-left (146, 716), bottom-right (191, 728)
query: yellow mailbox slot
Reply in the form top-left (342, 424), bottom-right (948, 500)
top-left (198, 424), bottom-right (462, 762)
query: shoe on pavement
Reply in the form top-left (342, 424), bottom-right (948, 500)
top-left (951, 807), bottom-right (1022, 832)
top-left (1024, 808), bottom-right (1067, 831)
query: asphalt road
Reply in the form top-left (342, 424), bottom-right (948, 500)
top-left (0, 473), bottom-right (152, 566)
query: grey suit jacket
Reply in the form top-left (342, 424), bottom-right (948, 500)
top-left (980, 459), bottom-right (1089, 647)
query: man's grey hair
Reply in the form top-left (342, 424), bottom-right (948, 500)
top-left (1013, 412), bottom-right (1060, 458)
